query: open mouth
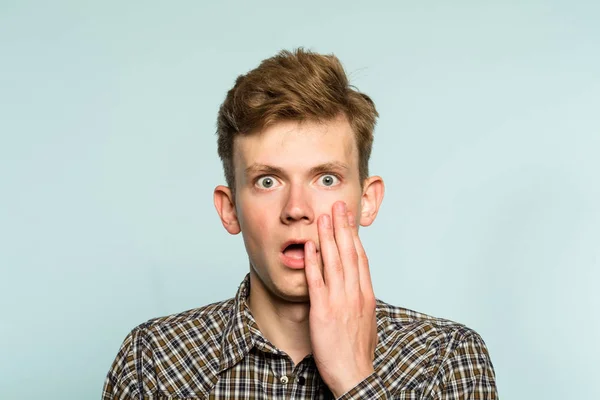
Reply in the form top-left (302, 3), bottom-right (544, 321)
top-left (282, 243), bottom-right (306, 260)
top-left (280, 240), bottom-right (318, 269)
top-left (280, 240), bottom-right (319, 269)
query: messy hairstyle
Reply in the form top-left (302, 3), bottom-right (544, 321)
top-left (216, 48), bottom-right (378, 194)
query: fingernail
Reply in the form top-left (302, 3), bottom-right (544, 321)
top-left (305, 240), bottom-right (314, 253)
top-left (336, 201), bottom-right (347, 214)
top-left (321, 214), bottom-right (331, 228)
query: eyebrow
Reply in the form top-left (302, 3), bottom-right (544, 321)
top-left (244, 162), bottom-right (350, 178)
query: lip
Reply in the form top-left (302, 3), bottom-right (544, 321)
top-left (280, 239), bottom-right (319, 270)
top-left (279, 252), bottom-right (306, 269)
top-left (280, 239), bottom-right (320, 252)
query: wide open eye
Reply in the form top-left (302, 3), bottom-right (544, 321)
top-left (317, 174), bottom-right (340, 187)
top-left (256, 176), bottom-right (280, 189)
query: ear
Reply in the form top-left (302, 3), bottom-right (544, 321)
top-left (214, 185), bottom-right (241, 235)
top-left (359, 176), bottom-right (385, 227)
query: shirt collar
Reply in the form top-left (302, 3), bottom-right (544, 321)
top-left (218, 273), bottom-right (390, 373)
top-left (218, 273), bottom-right (263, 373)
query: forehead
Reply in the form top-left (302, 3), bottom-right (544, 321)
top-left (233, 117), bottom-right (358, 174)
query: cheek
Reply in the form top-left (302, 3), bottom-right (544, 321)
top-left (315, 187), bottom-right (362, 217)
top-left (237, 200), bottom-right (273, 243)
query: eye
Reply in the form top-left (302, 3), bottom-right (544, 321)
top-left (256, 176), bottom-right (280, 189)
top-left (318, 174), bottom-right (340, 187)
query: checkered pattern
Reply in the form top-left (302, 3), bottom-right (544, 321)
top-left (102, 274), bottom-right (497, 399)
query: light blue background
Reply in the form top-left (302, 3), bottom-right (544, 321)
top-left (1, 1), bottom-right (599, 398)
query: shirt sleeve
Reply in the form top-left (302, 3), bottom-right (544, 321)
top-left (429, 331), bottom-right (498, 400)
top-left (101, 326), bottom-right (157, 400)
top-left (336, 371), bottom-right (392, 400)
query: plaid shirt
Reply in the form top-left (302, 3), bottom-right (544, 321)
top-left (102, 274), bottom-right (497, 399)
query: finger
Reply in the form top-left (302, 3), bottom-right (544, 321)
top-left (317, 213), bottom-right (343, 292)
top-left (348, 211), bottom-right (375, 298)
top-left (332, 202), bottom-right (360, 296)
top-left (304, 240), bottom-right (326, 304)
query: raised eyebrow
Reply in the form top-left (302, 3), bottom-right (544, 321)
top-left (244, 164), bottom-right (284, 177)
top-left (309, 162), bottom-right (350, 175)
top-left (244, 162), bottom-right (349, 177)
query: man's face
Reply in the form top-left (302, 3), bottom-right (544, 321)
top-left (229, 116), bottom-right (366, 303)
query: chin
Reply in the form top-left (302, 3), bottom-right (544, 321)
top-left (272, 274), bottom-right (310, 303)
top-left (252, 265), bottom-right (311, 303)
top-left (277, 288), bottom-right (310, 303)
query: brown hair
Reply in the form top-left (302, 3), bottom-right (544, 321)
top-left (216, 48), bottom-right (378, 193)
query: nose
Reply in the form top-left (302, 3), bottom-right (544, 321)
top-left (280, 183), bottom-right (314, 225)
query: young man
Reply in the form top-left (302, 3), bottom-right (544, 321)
top-left (103, 49), bottom-right (498, 399)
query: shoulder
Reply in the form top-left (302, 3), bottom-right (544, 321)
top-left (142, 297), bottom-right (235, 335)
top-left (132, 296), bottom-right (235, 356)
top-left (374, 299), bottom-right (497, 396)
top-left (102, 298), bottom-right (235, 399)
top-left (375, 298), bottom-right (479, 344)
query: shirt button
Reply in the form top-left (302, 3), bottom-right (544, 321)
top-left (280, 375), bottom-right (289, 384)
top-left (298, 376), bottom-right (306, 385)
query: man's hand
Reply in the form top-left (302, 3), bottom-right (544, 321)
top-left (304, 200), bottom-right (378, 398)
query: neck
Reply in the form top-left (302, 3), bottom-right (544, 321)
top-left (247, 269), bottom-right (312, 366)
